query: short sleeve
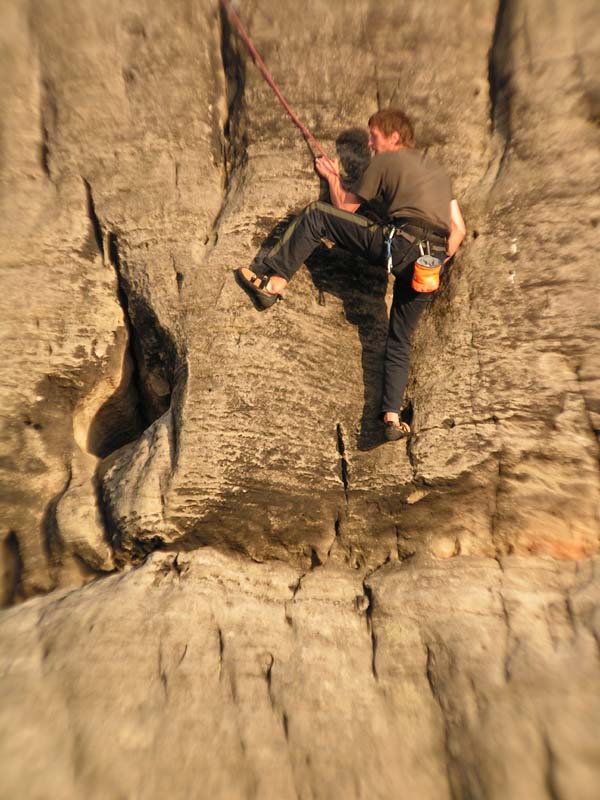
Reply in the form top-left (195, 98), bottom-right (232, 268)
top-left (354, 157), bottom-right (384, 201)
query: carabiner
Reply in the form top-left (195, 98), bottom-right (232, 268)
top-left (385, 227), bottom-right (396, 273)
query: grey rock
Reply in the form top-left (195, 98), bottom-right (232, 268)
top-left (0, 550), bottom-right (598, 799)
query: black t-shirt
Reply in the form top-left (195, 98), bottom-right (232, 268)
top-left (354, 149), bottom-right (453, 231)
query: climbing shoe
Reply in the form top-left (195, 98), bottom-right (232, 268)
top-left (384, 420), bottom-right (411, 442)
top-left (235, 268), bottom-right (281, 310)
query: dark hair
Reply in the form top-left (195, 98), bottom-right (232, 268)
top-left (368, 109), bottom-right (415, 147)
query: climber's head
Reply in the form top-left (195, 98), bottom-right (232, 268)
top-left (367, 109), bottom-right (415, 154)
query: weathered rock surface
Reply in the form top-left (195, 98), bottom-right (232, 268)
top-left (1, 549), bottom-right (599, 799)
top-left (1, 0), bottom-right (599, 593)
top-left (1, 0), bottom-right (223, 599)
top-left (1, 0), bottom-right (599, 796)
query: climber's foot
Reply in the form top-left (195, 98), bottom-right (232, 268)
top-left (383, 412), bottom-right (411, 441)
top-left (235, 268), bottom-right (286, 310)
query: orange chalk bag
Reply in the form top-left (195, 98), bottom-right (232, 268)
top-left (412, 242), bottom-right (442, 293)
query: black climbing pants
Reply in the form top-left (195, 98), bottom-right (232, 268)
top-left (263, 201), bottom-right (447, 414)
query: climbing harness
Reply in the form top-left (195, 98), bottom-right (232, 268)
top-left (385, 221), bottom-right (446, 289)
top-left (220, 0), bottom-right (332, 163)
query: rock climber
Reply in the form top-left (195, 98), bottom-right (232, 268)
top-left (236, 108), bottom-right (466, 441)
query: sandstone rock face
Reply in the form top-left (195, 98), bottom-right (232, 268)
top-left (1, 0), bottom-right (599, 591)
top-left (0, 0), bottom-right (599, 795)
top-left (1, 0), bottom-right (224, 599)
top-left (1, 550), bottom-right (599, 799)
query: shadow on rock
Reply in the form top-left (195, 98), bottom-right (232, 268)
top-left (305, 248), bottom-right (389, 451)
top-left (248, 129), bottom-right (390, 451)
top-left (334, 127), bottom-right (371, 186)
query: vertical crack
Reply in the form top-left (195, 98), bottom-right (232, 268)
top-left (39, 79), bottom-right (57, 181)
top-left (40, 121), bottom-right (51, 179)
top-left (170, 253), bottom-right (184, 295)
top-left (219, 4), bottom-right (247, 180)
top-left (212, 1), bottom-right (248, 233)
top-left (177, 643), bottom-right (188, 666)
top-left (406, 435), bottom-right (418, 478)
top-left (265, 653), bottom-right (275, 708)
top-left (491, 454), bottom-right (504, 555)
top-left (336, 423), bottom-right (350, 499)
top-left (29, 7), bottom-right (57, 182)
top-left (326, 511), bottom-right (345, 561)
top-left (424, 644), bottom-right (459, 800)
top-left (83, 179), bottom-right (105, 261)
top-left (542, 729), bottom-right (562, 800)
top-left (488, 0), bottom-right (512, 138)
top-left (488, 0), bottom-right (514, 182)
top-left (282, 712), bottom-right (290, 743)
top-left (362, 582), bottom-right (378, 680)
top-left (289, 574), bottom-right (304, 600)
top-left (401, 402), bottom-right (418, 479)
top-left (264, 653), bottom-right (290, 744)
top-left (2, 532), bottom-right (24, 607)
top-left (157, 641), bottom-right (168, 701)
top-left (564, 594), bottom-right (578, 640)
top-left (217, 625), bottom-right (225, 681)
top-left (171, 552), bottom-right (183, 578)
top-left (498, 590), bottom-right (513, 682)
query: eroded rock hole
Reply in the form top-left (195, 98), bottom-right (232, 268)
top-left (109, 230), bottom-right (177, 425)
top-left (82, 182), bottom-right (178, 459)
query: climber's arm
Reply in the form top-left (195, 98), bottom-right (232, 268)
top-left (314, 156), bottom-right (361, 213)
top-left (446, 199), bottom-right (466, 259)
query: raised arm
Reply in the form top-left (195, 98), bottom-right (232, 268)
top-left (315, 156), bottom-right (362, 213)
top-left (446, 199), bottom-right (466, 259)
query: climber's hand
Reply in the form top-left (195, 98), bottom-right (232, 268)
top-left (314, 156), bottom-right (339, 179)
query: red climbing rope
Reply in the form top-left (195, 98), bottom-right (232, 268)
top-left (219, 0), bottom-right (331, 161)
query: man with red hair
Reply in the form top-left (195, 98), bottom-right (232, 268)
top-left (237, 109), bottom-right (466, 441)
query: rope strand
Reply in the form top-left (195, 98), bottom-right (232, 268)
top-left (220, 0), bottom-right (332, 162)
